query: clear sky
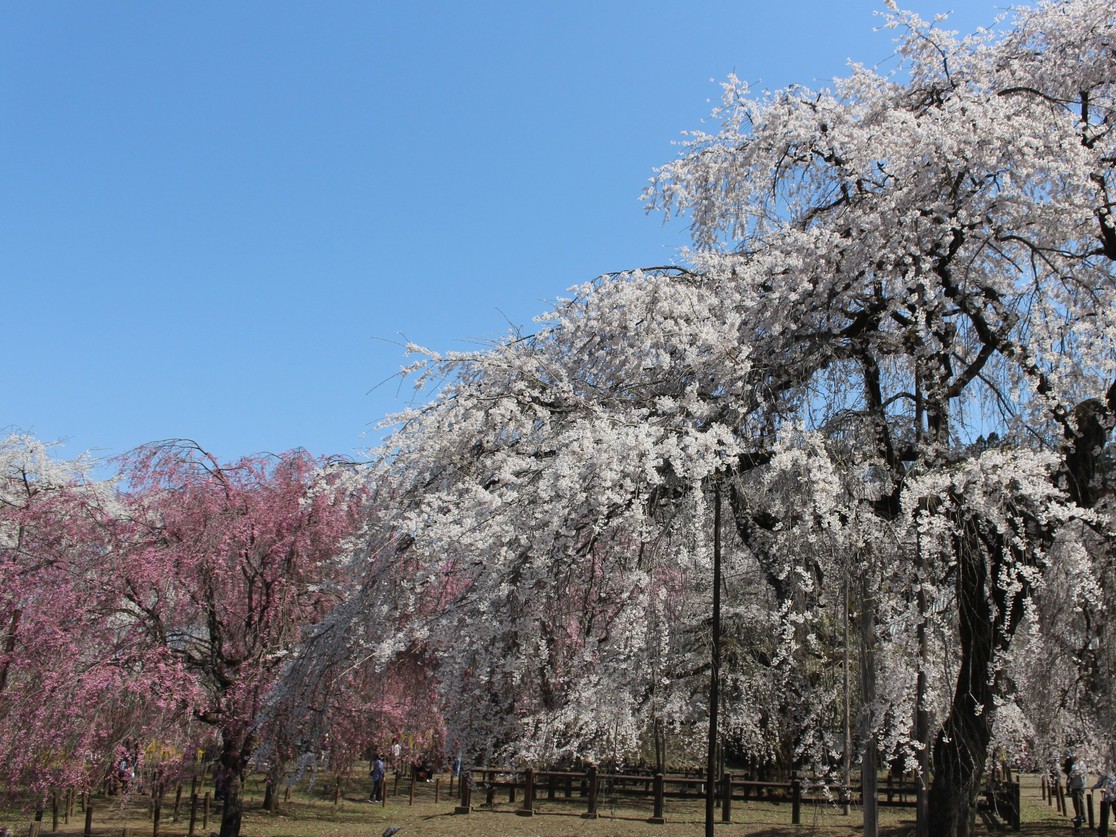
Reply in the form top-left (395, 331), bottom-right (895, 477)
top-left (3, 1), bottom-right (1009, 466)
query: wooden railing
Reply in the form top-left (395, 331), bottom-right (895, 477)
top-left (452, 765), bottom-right (978, 825)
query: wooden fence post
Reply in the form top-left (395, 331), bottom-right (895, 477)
top-left (202, 793), bottom-right (210, 830)
top-left (187, 793), bottom-right (198, 837)
top-left (721, 773), bottom-right (732, 823)
top-left (791, 778), bottom-right (802, 825)
top-left (516, 768), bottom-right (534, 816)
top-left (584, 765), bottom-right (599, 819)
top-left (454, 771), bottom-right (471, 814)
top-left (647, 773), bottom-right (665, 824)
top-left (435, 776), bottom-right (440, 804)
top-left (1090, 792), bottom-right (1097, 830)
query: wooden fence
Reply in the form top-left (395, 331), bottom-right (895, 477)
top-left (20, 783), bottom-right (215, 837)
top-left (1041, 773), bottom-right (1114, 835)
top-left (451, 765), bottom-right (1022, 828)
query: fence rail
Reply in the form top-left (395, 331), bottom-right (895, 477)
top-left (453, 765), bottom-right (1015, 827)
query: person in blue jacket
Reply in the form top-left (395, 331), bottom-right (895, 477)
top-left (369, 754), bottom-right (386, 802)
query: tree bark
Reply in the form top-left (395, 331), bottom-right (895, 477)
top-left (262, 754), bottom-right (285, 814)
top-left (927, 522), bottom-right (996, 837)
top-left (218, 727), bottom-right (251, 837)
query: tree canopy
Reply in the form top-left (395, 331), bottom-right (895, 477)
top-left (2, 5), bottom-right (1115, 837)
top-left (340, 2), bottom-right (1116, 835)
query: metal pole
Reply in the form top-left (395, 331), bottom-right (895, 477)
top-left (705, 482), bottom-right (722, 837)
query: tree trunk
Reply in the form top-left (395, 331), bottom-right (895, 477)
top-left (927, 522), bottom-right (996, 837)
top-left (263, 755), bottom-right (285, 814)
top-left (218, 727), bottom-right (252, 837)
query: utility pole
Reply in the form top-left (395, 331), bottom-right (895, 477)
top-left (705, 481), bottom-right (722, 837)
top-left (843, 572), bottom-right (851, 815)
top-left (915, 534), bottom-right (930, 837)
top-left (860, 568), bottom-right (878, 837)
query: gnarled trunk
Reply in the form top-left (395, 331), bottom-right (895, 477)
top-left (218, 727), bottom-right (252, 837)
top-left (927, 518), bottom-right (1006, 837)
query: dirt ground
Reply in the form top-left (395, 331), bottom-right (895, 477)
top-left (0, 772), bottom-right (1089, 837)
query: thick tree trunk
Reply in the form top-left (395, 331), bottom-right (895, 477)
top-left (218, 727), bottom-right (252, 837)
top-left (927, 523), bottom-right (996, 837)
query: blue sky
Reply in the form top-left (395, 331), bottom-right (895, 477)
top-left (3, 1), bottom-right (1009, 466)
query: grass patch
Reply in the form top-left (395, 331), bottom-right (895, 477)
top-left (0, 772), bottom-right (1087, 836)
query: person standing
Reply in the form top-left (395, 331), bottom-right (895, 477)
top-left (1066, 752), bottom-right (1088, 831)
top-left (1094, 769), bottom-right (1116, 837)
top-left (369, 754), bottom-right (385, 803)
